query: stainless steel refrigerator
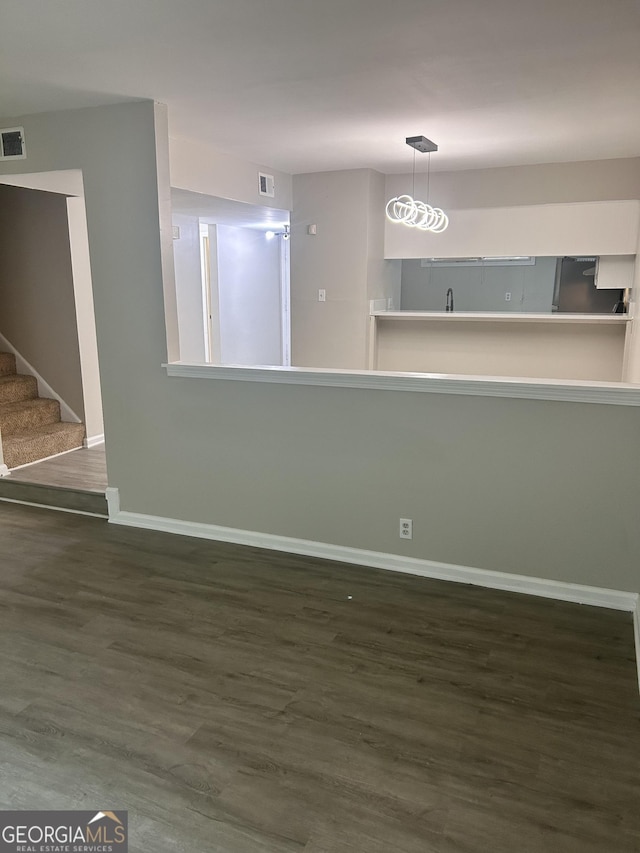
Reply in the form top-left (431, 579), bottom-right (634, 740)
top-left (552, 257), bottom-right (626, 313)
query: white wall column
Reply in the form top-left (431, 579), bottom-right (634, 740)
top-left (66, 196), bottom-right (104, 443)
top-left (622, 230), bottom-right (640, 383)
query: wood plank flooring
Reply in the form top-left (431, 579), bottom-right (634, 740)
top-left (0, 447), bottom-right (108, 514)
top-left (0, 446), bottom-right (108, 514)
top-left (5, 445), bottom-right (107, 491)
top-left (0, 502), bottom-right (638, 852)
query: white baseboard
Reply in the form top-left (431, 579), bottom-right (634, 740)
top-left (107, 494), bottom-right (638, 614)
top-left (105, 487), bottom-right (120, 518)
top-left (84, 433), bottom-right (105, 449)
top-left (0, 331), bottom-right (81, 423)
top-left (0, 464), bottom-right (9, 478)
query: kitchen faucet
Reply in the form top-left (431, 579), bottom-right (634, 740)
top-left (445, 287), bottom-right (454, 312)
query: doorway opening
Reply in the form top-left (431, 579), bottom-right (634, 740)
top-left (0, 169), bottom-right (107, 508)
top-left (171, 189), bottom-right (291, 367)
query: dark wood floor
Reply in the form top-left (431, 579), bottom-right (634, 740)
top-left (0, 502), bottom-right (638, 852)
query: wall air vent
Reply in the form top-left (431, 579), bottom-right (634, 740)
top-left (258, 172), bottom-right (275, 198)
top-left (0, 126), bottom-right (26, 160)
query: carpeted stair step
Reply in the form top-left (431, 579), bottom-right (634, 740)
top-left (0, 397), bottom-right (61, 436)
top-left (0, 373), bottom-right (38, 404)
top-left (0, 352), bottom-right (16, 376)
top-left (3, 422), bottom-right (85, 469)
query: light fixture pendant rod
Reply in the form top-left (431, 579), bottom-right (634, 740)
top-left (412, 148), bottom-right (416, 197)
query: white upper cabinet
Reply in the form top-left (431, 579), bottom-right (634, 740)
top-left (595, 255), bottom-right (635, 290)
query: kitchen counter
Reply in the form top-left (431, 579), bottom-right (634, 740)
top-left (369, 312), bottom-right (629, 381)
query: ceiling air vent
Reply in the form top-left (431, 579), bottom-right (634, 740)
top-left (0, 126), bottom-right (26, 160)
top-left (258, 172), bottom-right (275, 198)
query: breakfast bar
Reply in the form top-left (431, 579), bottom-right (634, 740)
top-left (369, 311), bottom-right (630, 382)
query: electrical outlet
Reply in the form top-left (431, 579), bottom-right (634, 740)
top-left (399, 518), bottom-right (413, 539)
top-left (318, 289), bottom-right (326, 302)
top-left (505, 292), bottom-right (512, 301)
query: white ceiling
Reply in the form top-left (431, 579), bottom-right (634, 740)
top-left (1, 0), bottom-right (639, 174)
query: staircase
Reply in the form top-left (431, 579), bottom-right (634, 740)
top-left (0, 352), bottom-right (85, 469)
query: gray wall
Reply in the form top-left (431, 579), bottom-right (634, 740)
top-left (0, 103), bottom-right (169, 480)
top-left (2, 103), bottom-right (639, 597)
top-left (291, 169), bottom-right (371, 369)
top-left (0, 183), bottom-right (84, 417)
top-left (291, 168), bottom-right (399, 368)
top-left (401, 257), bottom-right (558, 312)
top-left (366, 170), bottom-right (402, 308)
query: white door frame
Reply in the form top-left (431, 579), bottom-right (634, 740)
top-left (280, 234), bottom-right (291, 366)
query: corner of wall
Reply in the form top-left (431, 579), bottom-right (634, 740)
top-left (154, 102), bottom-right (181, 363)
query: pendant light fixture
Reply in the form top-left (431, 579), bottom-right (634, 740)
top-left (386, 136), bottom-right (449, 233)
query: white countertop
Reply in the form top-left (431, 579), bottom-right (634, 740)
top-left (372, 311), bottom-right (629, 324)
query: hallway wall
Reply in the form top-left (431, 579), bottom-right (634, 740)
top-left (0, 183), bottom-right (84, 419)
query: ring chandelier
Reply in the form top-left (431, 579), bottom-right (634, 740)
top-left (386, 135), bottom-right (449, 233)
top-left (385, 195), bottom-right (449, 232)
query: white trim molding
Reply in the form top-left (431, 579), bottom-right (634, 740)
top-left (0, 464), bottom-right (8, 478)
top-left (83, 433), bottom-right (105, 449)
top-left (164, 362), bottom-right (640, 407)
top-left (105, 487), bottom-right (120, 519)
top-left (108, 499), bottom-right (638, 614)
